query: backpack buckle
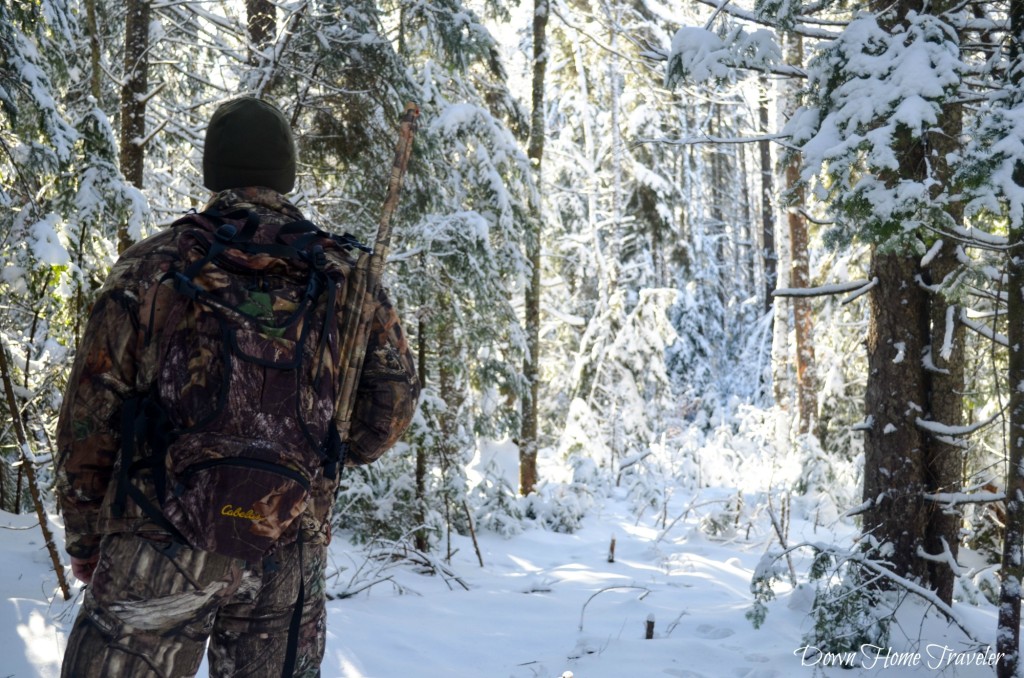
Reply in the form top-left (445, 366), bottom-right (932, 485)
top-left (215, 224), bottom-right (238, 242)
top-left (311, 245), bottom-right (326, 271)
top-left (173, 272), bottom-right (201, 299)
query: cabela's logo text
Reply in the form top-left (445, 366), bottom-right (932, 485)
top-left (221, 504), bottom-right (265, 521)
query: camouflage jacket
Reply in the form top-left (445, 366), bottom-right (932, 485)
top-left (56, 188), bottom-right (420, 559)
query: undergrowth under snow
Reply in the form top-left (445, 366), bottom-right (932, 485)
top-left (0, 481), bottom-right (1003, 678)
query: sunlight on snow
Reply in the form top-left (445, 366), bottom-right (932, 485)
top-left (15, 606), bottom-right (61, 678)
top-left (507, 553), bottom-right (542, 573)
top-left (338, 655), bottom-right (367, 678)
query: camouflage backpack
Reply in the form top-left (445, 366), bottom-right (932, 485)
top-left (115, 207), bottom-right (368, 563)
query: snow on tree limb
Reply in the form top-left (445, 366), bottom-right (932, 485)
top-left (773, 277), bottom-right (876, 300)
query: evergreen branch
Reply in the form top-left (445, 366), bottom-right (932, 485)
top-left (849, 551), bottom-right (980, 643)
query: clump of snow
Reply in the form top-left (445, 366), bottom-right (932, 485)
top-left (29, 215), bottom-right (71, 266)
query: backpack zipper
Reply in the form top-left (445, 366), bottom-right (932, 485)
top-left (181, 457), bottom-right (312, 492)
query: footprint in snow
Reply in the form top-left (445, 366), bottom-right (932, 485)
top-left (694, 624), bottom-right (735, 639)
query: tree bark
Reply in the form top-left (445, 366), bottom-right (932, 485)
top-left (921, 63), bottom-right (964, 606)
top-left (860, 0), bottom-right (964, 603)
top-left (85, 0), bottom-right (102, 100)
top-left (1000, 234), bottom-right (1024, 678)
top-left (520, 0), bottom-right (548, 496)
top-left (997, 1), bottom-right (1024, 673)
top-left (862, 250), bottom-right (930, 582)
top-left (117, 0), bottom-right (150, 253)
top-left (783, 33), bottom-right (817, 437)
top-left (414, 311), bottom-right (429, 553)
top-left (246, 0), bottom-right (275, 51)
top-left (758, 77), bottom-right (776, 316)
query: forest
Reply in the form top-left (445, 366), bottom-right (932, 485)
top-left (4, 0), bottom-right (1024, 674)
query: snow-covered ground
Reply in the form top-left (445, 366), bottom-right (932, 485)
top-left (0, 486), bottom-right (1003, 678)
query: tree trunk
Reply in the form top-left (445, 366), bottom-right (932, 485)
top-left (920, 49), bottom-right (964, 605)
top-left (787, 173), bottom-right (816, 437)
top-left (247, 0), bottom-right (275, 53)
top-left (520, 0), bottom-right (548, 496)
top-left (85, 0), bottom-right (101, 100)
top-left (1000, 235), bottom-right (1024, 678)
top-left (435, 294), bottom-right (462, 560)
top-left (922, 242), bottom-right (964, 605)
top-left (783, 33), bottom-right (817, 437)
top-left (861, 250), bottom-right (930, 582)
top-left (118, 0), bottom-right (150, 253)
top-left (860, 0), bottom-right (964, 602)
top-left (998, 1), bottom-right (1024, 673)
top-left (758, 77), bottom-right (776, 316)
top-left (414, 311), bottom-right (429, 553)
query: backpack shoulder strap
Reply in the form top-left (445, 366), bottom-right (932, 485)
top-left (113, 391), bottom-right (189, 555)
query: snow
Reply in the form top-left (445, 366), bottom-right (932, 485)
top-left (1, 484), bottom-right (1005, 678)
top-left (4, 0), bottom-right (1023, 675)
top-left (28, 216), bottom-right (71, 266)
top-left (667, 27), bottom-right (730, 83)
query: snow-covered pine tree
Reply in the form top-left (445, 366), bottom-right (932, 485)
top-left (790, 0), bottom-right (966, 605)
top-left (543, 0), bottom-right (761, 480)
top-left (0, 0), bottom-right (143, 511)
top-left (299, 0), bottom-right (538, 545)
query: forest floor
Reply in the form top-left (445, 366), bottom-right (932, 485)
top-left (0, 486), bottom-right (1003, 678)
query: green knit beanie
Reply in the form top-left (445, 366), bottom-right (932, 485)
top-left (202, 97), bottom-right (296, 194)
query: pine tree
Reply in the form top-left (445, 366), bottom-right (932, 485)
top-left (664, 0), bottom-right (971, 618)
top-left (0, 0), bottom-right (142, 511)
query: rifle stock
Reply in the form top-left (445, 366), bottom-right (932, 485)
top-left (335, 102), bottom-right (420, 449)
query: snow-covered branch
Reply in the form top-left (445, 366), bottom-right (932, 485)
top-left (690, 0), bottom-right (841, 40)
top-left (915, 410), bottom-right (1002, 438)
top-left (833, 546), bottom-right (980, 643)
top-left (773, 278), bottom-right (876, 300)
top-left (923, 490), bottom-right (1006, 505)
top-left (633, 132), bottom-right (793, 149)
top-left (960, 308), bottom-right (1008, 347)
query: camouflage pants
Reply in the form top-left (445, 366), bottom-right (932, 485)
top-left (61, 532), bottom-right (326, 678)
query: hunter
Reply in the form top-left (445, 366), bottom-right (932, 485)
top-left (56, 96), bottom-right (420, 677)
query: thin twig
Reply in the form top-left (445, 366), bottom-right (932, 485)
top-left (579, 585), bottom-right (652, 632)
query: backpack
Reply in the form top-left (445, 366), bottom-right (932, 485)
top-left (114, 207), bottom-right (369, 564)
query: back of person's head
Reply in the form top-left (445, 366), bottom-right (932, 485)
top-left (203, 97), bottom-right (296, 194)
